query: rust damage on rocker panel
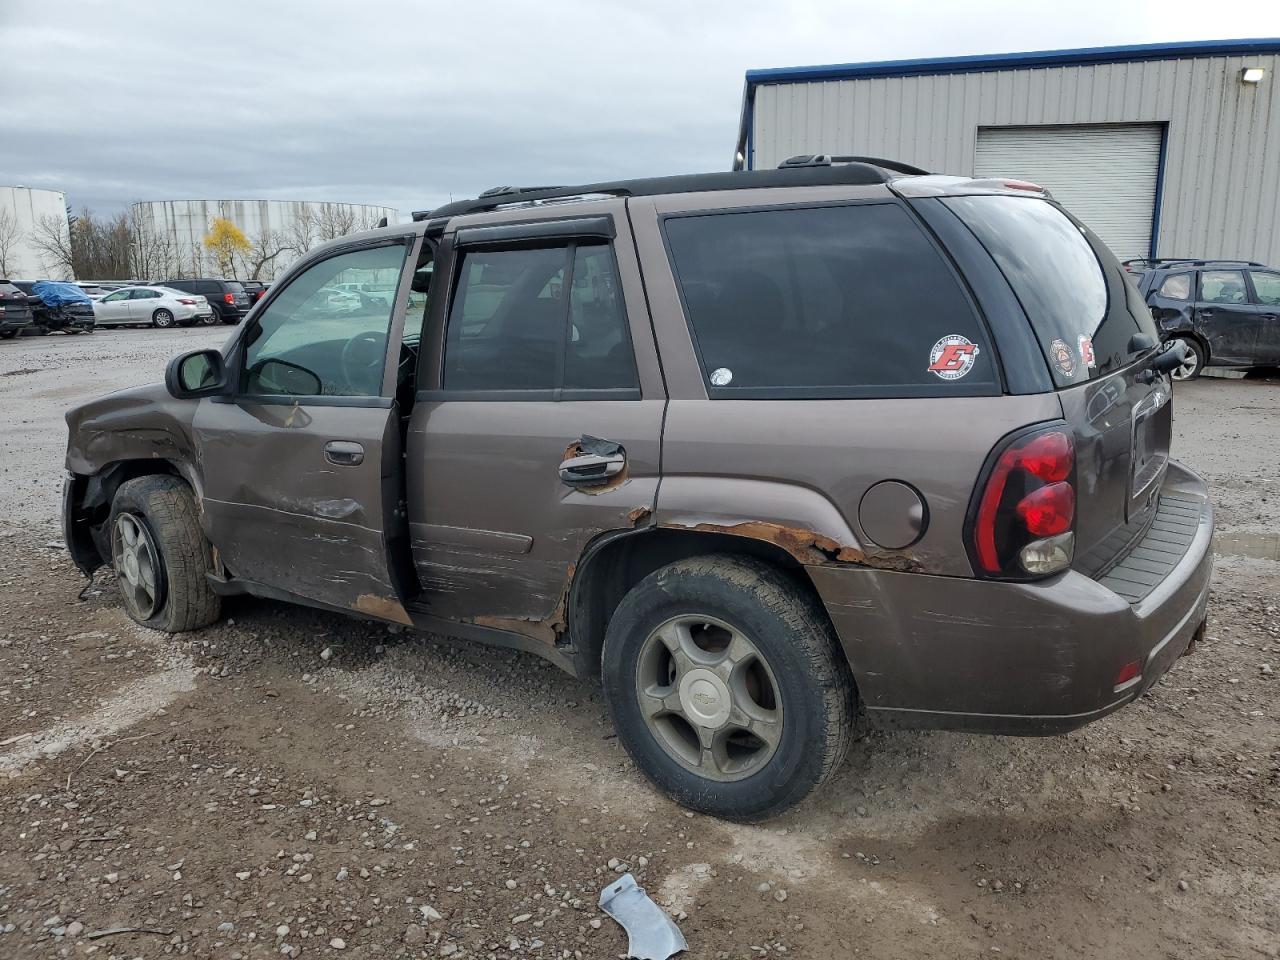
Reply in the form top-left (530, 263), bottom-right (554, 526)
top-left (661, 520), bottom-right (921, 572)
top-left (469, 562), bottom-right (577, 645)
top-left (353, 593), bottom-right (413, 626)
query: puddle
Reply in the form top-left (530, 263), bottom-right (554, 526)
top-left (1213, 531), bottom-right (1280, 561)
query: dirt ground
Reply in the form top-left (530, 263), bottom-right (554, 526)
top-left (1, 330), bottom-right (1277, 959)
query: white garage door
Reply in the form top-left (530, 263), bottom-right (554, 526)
top-left (974, 124), bottom-right (1162, 262)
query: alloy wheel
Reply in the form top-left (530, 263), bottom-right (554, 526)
top-left (112, 513), bottom-right (163, 620)
top-left (154, 309), bottom-right (175, 328)
top-left (1171, 340), bottom-right (1200, 381)
top-left (634, 614), bottom-right (784, 782)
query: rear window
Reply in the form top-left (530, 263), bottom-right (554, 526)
top-left (226, 281), bottom-right (246, 295)
top-left (663, 203), bottom-right (997, 398)
top-left (941, 195), bottom-right (1157, 386)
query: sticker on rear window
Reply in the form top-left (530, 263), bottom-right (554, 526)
top-left (1077, 335), bottom-right (1096, 367)
top-left (1049, 339), bottom-right (1075, 376)
top-left (709, 367), bottom-right (734, 386)
top-left (927, 334), bottom-right (980, 381)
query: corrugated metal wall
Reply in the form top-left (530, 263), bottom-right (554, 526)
top-left (750, 54), bottom-right (1280, 264)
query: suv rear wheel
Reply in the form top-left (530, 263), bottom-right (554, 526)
top-left (601, 555), bottom-right (854, 821)
top-left (109, 475), bottom-right (221, 632)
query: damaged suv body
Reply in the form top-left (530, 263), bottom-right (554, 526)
top-left (63, 160), bottom-right (1213, 820)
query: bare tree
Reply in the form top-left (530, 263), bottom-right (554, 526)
top-left (0, 207), bottom-right (20, 276)
top-left (286, 210), bottom-right (318, 256)
top-left (315, 205), bottom-right (359, 241)
top-left (242, 228), bottom-right (294, 280)
top-left (128, 206), bottom-right (177, 280)
top-left (30, 213), bottom-right (76, 278)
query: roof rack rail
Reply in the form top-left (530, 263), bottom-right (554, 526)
top-left (778, 154), bottom-right (930, 176)
top-left (425, 161), bottom-right (915, 220)
top-left (1123, 257), bottom-right (1267, 269)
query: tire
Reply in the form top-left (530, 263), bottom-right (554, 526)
top-left (108, 475), bottom-right (221, 633)
top-left (601, 555), bottom-right (855, 821)
top-left (152, 309), bottom-right (176, 329)
top-left (0, 330), bottom-right (14, 340)
top-left (199, 313), bottom-right (218, 326)
top-left (1171, 337), bottom-right (1205, 381)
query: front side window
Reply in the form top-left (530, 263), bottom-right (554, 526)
top-left (664, 203), bottom-right (995, 396)
top-left (1200, 270), bottom-right (1247, 304)
top-left (242, 243), bottom-right (407, 397)
top-left (1157, 273), bottom-right (1191, 300)
top-left (1249, 271), bottom-right (1280, 306)
top-left (443, 241), bottom-right (636, 393)
top-left (102, 290), bottom-right (129, 302)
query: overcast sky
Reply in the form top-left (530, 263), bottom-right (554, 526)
top-left (3, 0), bottom-right (1279, 219)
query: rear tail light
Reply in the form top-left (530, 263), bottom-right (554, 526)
top-left (969, 425), bottom-right (1076, 578)
top-left (176, 298), bottom-right (197, 305)
top-left (223, 292), bottom-right (235, 304)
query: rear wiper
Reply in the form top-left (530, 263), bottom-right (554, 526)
top-left (1131, 334), bottom-right (1185, 383)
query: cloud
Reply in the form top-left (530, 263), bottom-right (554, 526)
top-left (1, 0), bottom-right (1275, 217)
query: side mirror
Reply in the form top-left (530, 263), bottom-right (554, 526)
top-left (165, 349), bottom-right (228, 399)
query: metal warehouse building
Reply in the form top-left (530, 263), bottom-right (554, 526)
top-left (132, 199), bottom-right (397, 280)
top-left (734, 38), bottom-right (1280, 264)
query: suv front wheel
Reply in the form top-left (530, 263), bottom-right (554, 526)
top-left (109, 475), bottom-right (221, 632)
top-left (602, 555), bottom-right (854, 821)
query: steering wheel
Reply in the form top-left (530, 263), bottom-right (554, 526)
top-left (340, 331), bottom-right (387, 393)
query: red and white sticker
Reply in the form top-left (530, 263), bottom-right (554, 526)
top-left (1077, 334), bottom-right (1096, 367)
top-left (927, 334), bottom-right (981, 381)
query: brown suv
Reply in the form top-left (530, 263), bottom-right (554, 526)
top-left (62, 160), bottom-right (1212, 821)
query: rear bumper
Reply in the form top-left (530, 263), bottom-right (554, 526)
top-left (810, 460), bottom-right (1213, 735)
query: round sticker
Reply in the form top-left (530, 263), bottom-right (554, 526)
top-left (927, 334), bottom-right (980, 381)
top-left (1049, 339), bottom-right (1075, 376)
top-left (709, 367), bottom-right (733, 386)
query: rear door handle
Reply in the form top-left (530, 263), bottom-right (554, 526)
top-left (558, 452), bottom-right (625, 485)
top-left (324, 440), bottom-right (365, 466)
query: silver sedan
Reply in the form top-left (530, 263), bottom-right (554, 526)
top-left (92, 286), bottom-right (217, 328)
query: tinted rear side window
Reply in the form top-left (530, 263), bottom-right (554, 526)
top-left (663, 203), bottom-right (997, 398)
top-left (941, 195), bottom-right (1158, 386)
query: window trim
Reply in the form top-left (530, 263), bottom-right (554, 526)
top-left (230, 237), bottom-right (412, 402)
top-left (434, 237), bottom-right (641, 401)
top-left (659, 198), bottom-right (1003, 400)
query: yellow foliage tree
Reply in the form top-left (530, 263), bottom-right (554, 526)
top-left (202, 217), bottom-right (251, 277)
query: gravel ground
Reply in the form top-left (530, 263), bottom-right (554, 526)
top-left (0, 329), bottom-right (1277, 959)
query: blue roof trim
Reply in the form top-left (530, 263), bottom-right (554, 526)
top-left (745, 38), bottom-right (1280, 85)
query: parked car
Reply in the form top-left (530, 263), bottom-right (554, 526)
top-left (1127, 258), bottom-right (1280, 379)
top-left (92, 286), bottom-right (216, 328)
top-left (13, 280), bottom-right (96, 334)
top-left (333, 280), bottom-right (395, 307)
top-left (162, 278), bottom-right (251, 324)
top-left (242, 280), bottom-right (269, 304)
top-left (63, 162), bottom-right (1210, 821)
top-left (0, 280), bottom-right (35, 339)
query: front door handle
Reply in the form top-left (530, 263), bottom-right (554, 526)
top-left (324, 440), bottom-right (365, 466)
top-left (1199, 309), bottom-right (1215, 317)
top-left (558, 452), bottom-right (625, 485)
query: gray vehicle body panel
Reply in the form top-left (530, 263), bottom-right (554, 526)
top-left (62, 171), bottom-right (1213, 736)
